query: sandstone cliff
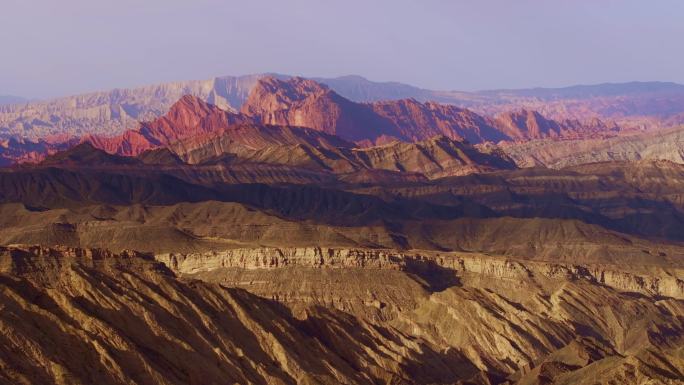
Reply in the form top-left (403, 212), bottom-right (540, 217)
top-left (155, 246), bottom-right (684, 383)
top-left (156, 247), bottom-right (684, 299)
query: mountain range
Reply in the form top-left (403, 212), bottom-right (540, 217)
top-left (2, 73), bottom-right (683, 141)
top-left (2, 72), bottom-right (684, 384)
top-left (0, 76), bottom-right (638, 167)
top-left (2, 125), bottom-right (684, 384)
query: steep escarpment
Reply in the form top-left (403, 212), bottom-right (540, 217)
top-left (155, 246), bottom-right (684, 383)
top-left (156, 247), bottom-right (684, 299)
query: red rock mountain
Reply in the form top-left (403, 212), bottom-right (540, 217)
top-left (1, 77), bottom-right (622, 166)
top-left (11, 94), bottom-right (515, 180)
top-left (494, 109), bottom-right (565, 140)
top-left (85, 95), bottom-right (254, 156)
top-left (241, 77), bottom-right (400, 143)
top-left (241, 77), bottom-right (620, 145)
top-left (369, 99), bottom-right (508, 143)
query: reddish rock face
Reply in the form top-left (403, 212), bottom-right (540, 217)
top-left (86, 95), bottom-right (254, 156)
top-left (242, 77), bottom-right (505, 144)
top-left (493, 109), bottom-right (622, 141)
top-left (493, 109), bottom-right (564, 140)
top-left (369, 99), bottom-right (507, 143)
top-left (241, 77), bottom-right (620, 145)
top-left (241, 77), bottom-right (400, 142)
top-left (0, 76), bottom-right (624, 166)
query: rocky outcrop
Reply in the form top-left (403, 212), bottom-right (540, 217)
top-left (348, 135), bottom-right (516, 177)
top-left (156, 247), bottom-right (684, 299)
top-left (368, 99), bottom-right (508, 143)
top-left (85, 95), bottom-right (254, 156)
top-left (170, 130), bottom-right (515, 178)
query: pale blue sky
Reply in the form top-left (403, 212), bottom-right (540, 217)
top-left (2, 0), bottom-right (683, 98)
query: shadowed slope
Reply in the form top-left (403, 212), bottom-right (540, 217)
top-left (0, 245), bottom-right (487, 385)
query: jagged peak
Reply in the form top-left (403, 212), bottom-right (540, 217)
top-left (166, 94), bottom-right (220, 117)
top-left (255, 76), bottom-right (331, 94)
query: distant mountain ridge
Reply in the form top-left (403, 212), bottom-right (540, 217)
top-left (74, 93), bottom-right (517, 179)
top-left (243, 77), bottom-right (620, 144)
top-left (479, 81), bottom-right (684, 99)
top-left (0, 77), bottom-right (632, 167)
top-left (0, 74), bottom-right (278, 140)
top-left (1, 72), bottom-right (682, 140)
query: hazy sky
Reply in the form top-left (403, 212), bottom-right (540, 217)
top-left (2, 0), bottom-right (683, 98)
